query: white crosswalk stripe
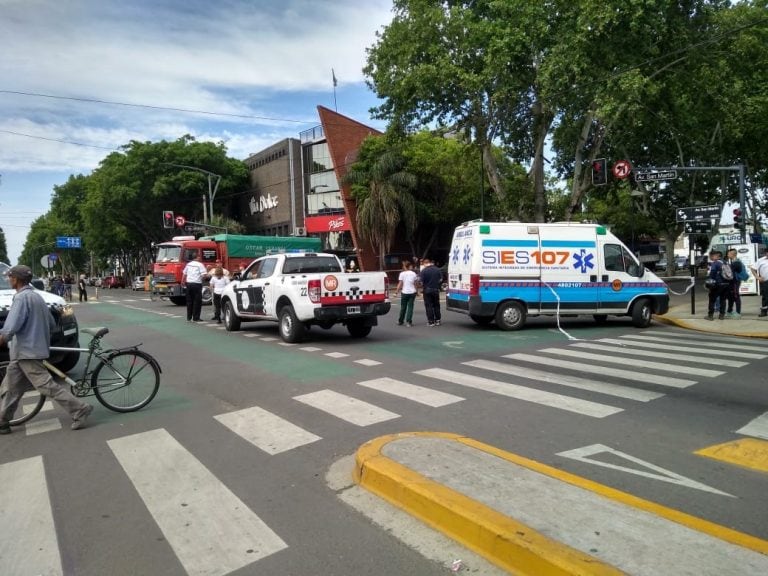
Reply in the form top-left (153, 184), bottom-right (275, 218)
top-left (642, 329), bottom-right (767, 348)
top-left (358, 377), bottom-right (465, 407)
top-left (415, 367), bottom-right (622, 418)
top-left (294, 389), bottom-right (400, 425)
top-left (617, 334), bottom-right (767, 357)
top-left (463, 359), bottom-right (663, 402)
top-left (0, 456), bottom-right (63, 576)
top-left (108, 429), bottom-right (288, 576)
top-left (504, 353), bottom-right (697, 388)
top-left (736, 412), bottom-right (768, 440)
top-left (588, 340), bottom-right (749, 367)
top-left (214, 406), bottom-right (321, 454)
top-left (538, 348), bottom-right (724, 377)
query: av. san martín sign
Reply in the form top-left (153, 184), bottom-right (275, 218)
top-left (249, 193), bottom-right (279, 214)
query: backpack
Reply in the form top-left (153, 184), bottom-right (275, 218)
top-left (736, 259), bottom-right (750, 281)
top-left (721, 261), bottom-right (734, 282)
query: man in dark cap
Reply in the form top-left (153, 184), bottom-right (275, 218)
top-left (0, 265), bottom-right (93, 434)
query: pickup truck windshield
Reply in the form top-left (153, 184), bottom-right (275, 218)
top-left (282, 257), bottom-right (342, 274)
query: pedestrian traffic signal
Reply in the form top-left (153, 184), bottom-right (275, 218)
top-left (592, 158), bottom-right (607, 186)
top-left (162, 210), bottom-right (175, 229)
top-left (733, 207), bottom-right (744, 229)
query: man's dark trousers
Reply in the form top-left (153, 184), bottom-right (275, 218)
top-left (186, 283), bottom-right (203, 321)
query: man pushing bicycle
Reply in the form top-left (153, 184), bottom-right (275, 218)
top-left (0, 265), bottom-right (93, 434)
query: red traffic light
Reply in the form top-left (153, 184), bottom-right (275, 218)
top-left (162, 210), bottom-right (175, 229)
top-left (733, 207), bottom-right (744, 229)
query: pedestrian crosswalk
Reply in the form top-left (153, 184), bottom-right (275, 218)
top-left (3, 328), bottom-right (767, 575)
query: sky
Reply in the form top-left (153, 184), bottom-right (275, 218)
top-left (0, 0), bottom-right (394, 264)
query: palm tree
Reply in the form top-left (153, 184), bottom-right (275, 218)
top-left (344, 151), bottom-right (417, 270)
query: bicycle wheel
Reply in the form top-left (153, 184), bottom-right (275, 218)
top-left (1, 364), bottom-right (47, 426)
top-left (92, 350), bottom-right (160, 412)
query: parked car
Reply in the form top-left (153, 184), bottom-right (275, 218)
top-left (675, 256), bottom-right (689, 270)
top-left (132, 276), bottom-right (146, 290)
top-left (102, 275), bottom-right (126, 289)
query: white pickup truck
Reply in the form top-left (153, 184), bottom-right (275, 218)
top-left (221, 252), bottom-right (391, 342)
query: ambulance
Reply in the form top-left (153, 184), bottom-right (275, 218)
top-left (446, 221), bottom-right (669, 330)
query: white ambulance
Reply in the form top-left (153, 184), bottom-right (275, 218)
top-left (446, 221), bottom-right (669, 330)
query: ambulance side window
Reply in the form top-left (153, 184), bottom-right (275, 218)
top-left (604, 245), bottom-right (624, 272)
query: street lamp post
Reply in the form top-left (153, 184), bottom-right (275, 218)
top-left (164, 163), bottom-right (222, 224)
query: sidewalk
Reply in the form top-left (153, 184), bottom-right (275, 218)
top-left (354, 433), bottom-right (768, 575)
top-left (657, 292), bottom-right (768, 339)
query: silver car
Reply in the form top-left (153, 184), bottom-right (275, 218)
top-left (131, 276), bottom-right (146, 290)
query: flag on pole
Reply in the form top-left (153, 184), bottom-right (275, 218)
top-left (332, 68), bottom-right (338, 87)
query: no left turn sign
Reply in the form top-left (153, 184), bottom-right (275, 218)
top-left (175, 215), bottom-right (186, 227)
top-left (612, 160), bottom-right (632, 179)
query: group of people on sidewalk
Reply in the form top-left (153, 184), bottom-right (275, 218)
top-left (706, 246), bottom-right (768, 320)
top-left (394, 258), bottom-right (443, 327)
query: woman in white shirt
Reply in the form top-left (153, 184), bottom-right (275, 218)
top-left (395, 261), bottom-right (418, 326)
top-left (209, 267), bottom-right (230, 323)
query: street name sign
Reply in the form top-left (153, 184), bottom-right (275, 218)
top-left (56, 236), bottom-right (82, 248)
top-left (684, 221), bottom-right (711, 234)
top-left (675, 205), bottom-right (720, 222)
top-left (635, 170), bottom-right (678, 182)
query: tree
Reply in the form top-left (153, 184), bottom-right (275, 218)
top-left (344, 139), bottom-right (417, 269)
top-left (0, 227), bottom-right (7, 263)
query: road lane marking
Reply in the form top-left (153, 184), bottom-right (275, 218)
top-left (214, 406), bottom-right (321, 455)
top-left (358, 377), bottom-right (464, 407)
top-left (294, 390), bottom-right (399, 426)
top-left (538, 348), bottom-right (724, 377)
top-left (586, 340), bottom-right (749, 368)
top-left (108, 429), bottom-right (287, 576)
top-left (0, 456), bottom-right (63, 576)
top-left (505, 353), bottom-right (697, 388)
top-left (300, 347), bottom-right (322, 352)
top-left (463, 359), bottom-right (663, 402)
top-left (325, 352), bottom-right (349, 358)
top-left (643, 330), bottom-right (767, 350)
top-left (696, 438), bottom-right (768, 474)
top-left (617, 335), bottom-right (767, 357)
top-left (25, 417), bottom-right (62, 435)
top-left (557, 444), bottom-right (733, 496)
top-left (415, 368), bottom-right (622, 418)
top-left (355, 359), bottom-right (382, 366)
top-left (736, 412), bottom-right (768, 440)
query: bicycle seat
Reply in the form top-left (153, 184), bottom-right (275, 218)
top-left (82, 327), bottom-right (110, 338)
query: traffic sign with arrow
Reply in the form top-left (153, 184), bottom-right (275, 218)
top-left (684, 221), bottom-right (711, 234)
top-left (675, 205), bottom-right (720, 222)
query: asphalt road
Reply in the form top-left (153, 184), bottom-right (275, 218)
top-left (1, 287), bottom-right (765, 575)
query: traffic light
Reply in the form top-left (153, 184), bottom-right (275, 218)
top-left (162, 210), bottom-right (175, 229)
top-left (591, 158), bottom-right (607, 186)
top-left (733, 207), bottom-right (744, 229)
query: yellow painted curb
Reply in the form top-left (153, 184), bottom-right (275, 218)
top-left (655, 314), bottom-right (768, 339)
top-left (355, 432), bottom-right (620, 576)
top-left (696, 438), bottom-right (768, 474)
top-left (355, 432), bottom-right (768, 576)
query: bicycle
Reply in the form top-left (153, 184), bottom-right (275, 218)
top-left (2, 326), bottom-right (162, 427)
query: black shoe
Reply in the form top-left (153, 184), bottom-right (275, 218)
top-left (397, 321), bottom-right (404, 326)
top-left (0, 424), bottom-right (11, 435)
top-left (760, 311), bottom-right (767, 318)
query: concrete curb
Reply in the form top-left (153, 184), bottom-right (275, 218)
top-left (354, 432), bottom-right (768, 575)
top-left (354, 432), bottom-right (620, 576)
top-left (655, 314), bottom-right (768, 339)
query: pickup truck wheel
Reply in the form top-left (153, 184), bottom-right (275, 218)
top-left (279, 305), bottom-right (305, 343)
top-left (470, 314), bottom-right (493, 325)
top-left (170, 296), bottom-right (186, 306)
top-left (495, 301), bottom-right (526, 331)
top-left (224, 301), bottom-right (241, 332)
top-left (201, 286), bottom-right (213, 305)
top-left (631, 298), bottom-right (653, 328)
top-left (347, 321), bottom-right (372, 338)
top-left (593, 314), bottom-right (608, 325)
top-left (52, 349), bottom-right (81, 373)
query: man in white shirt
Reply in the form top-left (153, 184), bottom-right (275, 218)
top-left (182, 253), bottom-right (208, 322)
top-left (395, 261), bottom-right (418, 326)
top-left (750, 247), bottom-right (768, 317)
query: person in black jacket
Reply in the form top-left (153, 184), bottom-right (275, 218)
top-left (724, 248), bottom-right (743, 318)
top-left (706, 250), bottom-right (728, 321)
top-left (418, 258), bottom-right (443, 326)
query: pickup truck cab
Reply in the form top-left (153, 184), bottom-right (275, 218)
top-left (221, 252), bottom-right (391, 342)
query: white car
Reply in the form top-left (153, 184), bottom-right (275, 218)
top-left (132, 276), bottom-right (146, 290)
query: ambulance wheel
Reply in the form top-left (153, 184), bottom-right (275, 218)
top-left (495, 301), bottom-right (526, 331)
top-left (470, 314), bottom-right (494, 325)
top-left (279, 305), bottom-right (305, 343)
top-left (631, 299), bottom-right (653, 328)
top-left (593, 314), bottom-right (608, 325)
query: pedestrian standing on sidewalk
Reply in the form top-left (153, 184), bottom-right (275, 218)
top-left (750, 247), bottom-right (768, 318)
top-left (0, 265), bottom-right (93, 434)
top-left (725, 248), bottom-right (744, 318)
top-left (77, 273), bottom-right (88, 302)
top-left (395, 261), bottom-right (418, 327)
top-left (705, 250), bottom-right (728, 321)
top-left (181, 253), bottom-right (207, 322)
top-left (418, 257), bottom-right (443, 326)
top-left (209, 267), bottom-right (230, 323)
